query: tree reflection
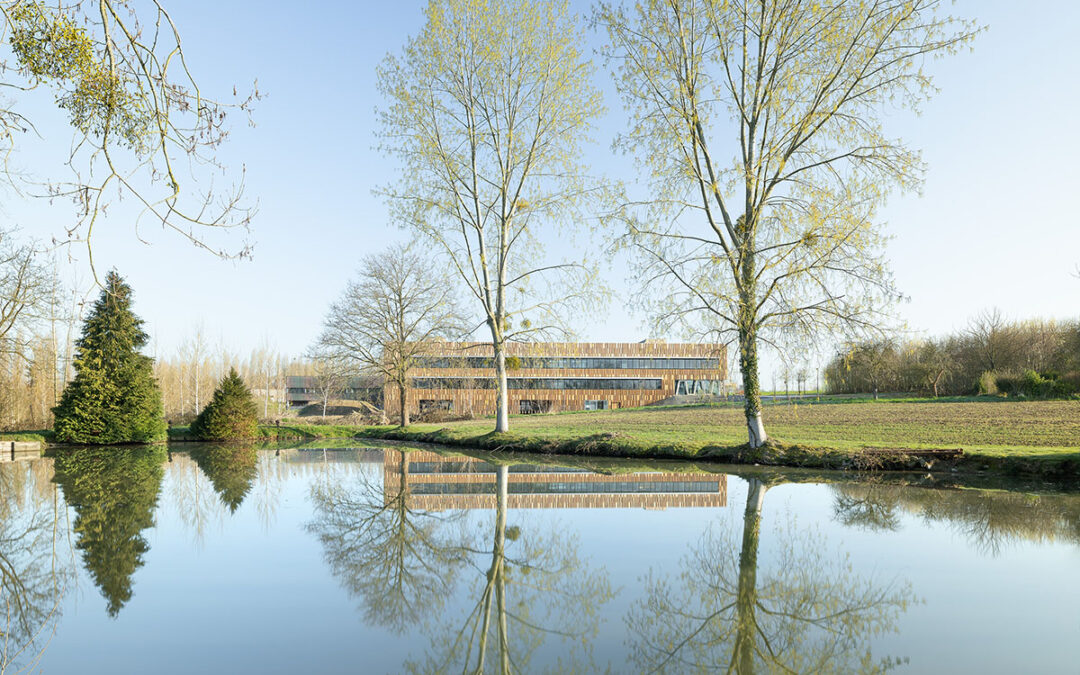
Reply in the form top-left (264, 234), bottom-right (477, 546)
top-left (0, 459), bottom-right (75, 672)
top-left (832, 482), bottom-right (1080, 556)
top-left (627, 478), bottom-right (913, 674)
top-left (307, 450), bottom-right (468, 633)
top-left (52, 446), bottom-right (166, 617)
top-left (190, 444), bottom-right (259, 513)
top-left (405, 464), bottom-right (614, 674)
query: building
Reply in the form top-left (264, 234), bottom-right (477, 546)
top-left (384, 340), bottom-right (726, 418)
top-left (285, 376), bottom-right (382, 409)
top-left (385, 450), bottom-right (727, 510)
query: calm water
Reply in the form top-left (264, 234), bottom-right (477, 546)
top-left (0, 443), bottom-right (1078, 674)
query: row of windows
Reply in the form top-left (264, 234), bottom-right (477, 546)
top-left (407, 462), bottom-right (592, 475)
top-left (287, 387), bottom-right (368, 395)
top-left (414, 356), bottom-right (720, 371)
top-left (411, 377), bottom-right (663, 391)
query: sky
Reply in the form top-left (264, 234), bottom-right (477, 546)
top-left (3, 0), bottom-right (1078, 380)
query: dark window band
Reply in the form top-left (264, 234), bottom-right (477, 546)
top-left (411, 377), bottom-right (663, 391)
top-left (414, 356), bottom-right (720, 370)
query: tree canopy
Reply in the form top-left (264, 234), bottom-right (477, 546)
top-left (597, 0), bottom-right (980, 446)
top-left (378, 0), bottom-right (609, 432)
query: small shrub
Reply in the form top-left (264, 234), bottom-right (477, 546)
top-left (995, 373), bottom-right (1021, 396)
top-left (977, 371), bottom-right (998, 395)
top-left (1059, 371), bottom-right (1080, 395)
top-left (190, 368), bottom-right (259, 440)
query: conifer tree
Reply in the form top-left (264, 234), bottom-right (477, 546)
top-left (189, 368), bottom-right (259, 441)
top-left (53, 271), bottom-right (166, 444)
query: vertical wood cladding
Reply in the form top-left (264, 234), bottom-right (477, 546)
top-left (386, 341), bottom-right (726, 417)
top-left (385, 450), bottom-right (727, 510)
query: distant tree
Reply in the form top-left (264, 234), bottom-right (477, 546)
top-left (189, 368), bottom-right (259, 441)
top-left (912, 340), bottom-right (952, 398)
top-left (378, 0), bottom-right (609, 432)
top-left (0, 226), bottom-right (54, 355)
top-left (53, 271), bottom-right (166, 444)
top-left (305, 349), bottom-right (349, 419)
top-left (316, 245), bottom-right (464, 427)
top-left (965, 308), bottom-right (1017, 373)
top-left (848, 339), bottom-right (898, 400)
top-left (597, 0), bottom-right (980, 447)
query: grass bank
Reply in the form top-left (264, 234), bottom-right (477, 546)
top-left (358, 399), bottom-right (1080, 480)
top-left (165, 424), bottom-right (365, 442)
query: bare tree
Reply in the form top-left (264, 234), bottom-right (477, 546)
top-left (316, 244), bottom-right (464, 427)
top-left (597, 0), bottom-right (980, 447)
top-left (377, 0), bottom-right (609, 432)
top-left (965, 308), bottom-right (1016, 373)
top-left (0, 227), bottom-right (52, 355)
top-left (306, 349), bottom-right (347, 419)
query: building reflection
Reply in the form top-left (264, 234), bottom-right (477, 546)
top-left (383, 450), bottom-right (726, 510)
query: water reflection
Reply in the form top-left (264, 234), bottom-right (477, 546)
top-left (0, 445), bottom-right (1075, 672)
top-left (52, 446), bottom-right (166, 617)
top-left (626, 477), bottom-right (915, 674)
top-left (307, 449), bottom-right (469, 633)
top-left (395, 460), bottom-right (615, 674)
top-left (189, 444), bottom-right (259, 513)
top-left (832, 481), bottom-right (1080, 555)
top-left (0, 458), bottom-right (75, 672)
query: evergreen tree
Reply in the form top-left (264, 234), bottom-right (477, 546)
top-left (189, 368), bottom-right (259, 440)
top-left (53, 271), bottom-right (166, 444)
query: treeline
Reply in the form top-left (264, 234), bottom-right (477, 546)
top-left (151, 337), bottom-right (303, 424)
top-left (825, 311), bottom-right (1080, 397)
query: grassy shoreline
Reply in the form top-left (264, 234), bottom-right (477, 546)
top-left (5, 399), bottom-right (1078, 482)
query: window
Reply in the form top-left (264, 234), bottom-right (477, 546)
top-left (519, 400), bottom-right (553, 414)
top-left (583, 400), bottom-right (608, 411)
top-left (675, 380), bottom-right (724, 396)
top-left (419, 400), bottom-right (453, 413)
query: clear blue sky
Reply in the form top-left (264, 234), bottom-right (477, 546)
top-left (5, 0), bottom-right (1079, 379)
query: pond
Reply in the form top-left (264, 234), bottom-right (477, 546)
top-left (1, 443), bottom-right (1077, 673)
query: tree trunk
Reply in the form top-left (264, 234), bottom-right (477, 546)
top-left (493, 338), bottom-right (509, 433)
top-left (733, 478), bottom-right (768, 673)
top-left (398, 382), bottom-right (409, 427)
top-left (739, 322), bottom-right (768, 448)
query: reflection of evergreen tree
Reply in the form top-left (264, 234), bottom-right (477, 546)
top-left (190, 444), bottom-right (259, 512)
top-left (53, 446), bottom-right (166, 617)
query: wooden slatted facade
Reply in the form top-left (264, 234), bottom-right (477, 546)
top-left (385, 450), bottom-right (727, 510)
top-left (385, 341), bottom-right (726, 418)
